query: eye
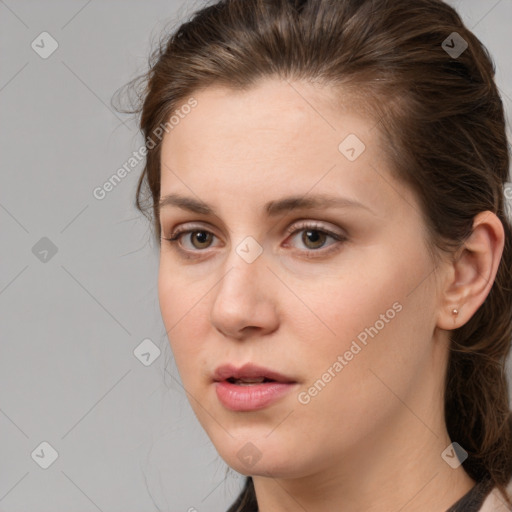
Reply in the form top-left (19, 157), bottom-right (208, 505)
top-left (163, 228), bottom-right (218, 251)
top-left (161, 221), bottom-right (346, 258)
top-left (283, 221), bottom-right (346, 256)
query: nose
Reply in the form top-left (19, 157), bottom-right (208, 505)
top-left (210, 247), bottom-right (279, 341)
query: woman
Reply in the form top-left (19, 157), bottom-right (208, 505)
top-left (120, 0), bottom-right (512, 509)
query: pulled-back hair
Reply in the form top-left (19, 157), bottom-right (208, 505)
top-left (117, 0), bottom-right (512, 508)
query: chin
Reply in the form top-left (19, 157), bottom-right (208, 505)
top-left (212, 434), bottom-right (305, 478)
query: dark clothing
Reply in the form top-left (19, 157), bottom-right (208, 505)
top-left (446, 477), bottom-right (496, 511)
top-left (227, 475), bottom-right (508, 512)
top-left (228, 412), bottom-right (512, 512)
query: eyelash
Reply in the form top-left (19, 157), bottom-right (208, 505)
top-left (161, 221), bottom-right (347, 259)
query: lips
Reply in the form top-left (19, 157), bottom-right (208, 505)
top-left (213, 363), bottom-right (297, 384)
top-left (212, 363), bottom-right (299, 411)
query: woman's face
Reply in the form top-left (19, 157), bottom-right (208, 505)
top-left (158, 78), bottom-right (446, 478)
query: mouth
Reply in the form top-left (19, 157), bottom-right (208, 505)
top-left (213, 363), bottom-right (297, 384)
top-left (225, 376), bottom-right (276, 385)
top-left (213, 363), bottom-right (298, 411)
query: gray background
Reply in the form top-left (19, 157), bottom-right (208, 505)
top-left (1, 1), bottom-right (511, 511)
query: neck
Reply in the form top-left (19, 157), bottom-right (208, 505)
top-left (252, 354), bottom-right (476, 512)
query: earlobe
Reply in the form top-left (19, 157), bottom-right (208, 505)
top-left (437, 211), bottom-right (505, 331)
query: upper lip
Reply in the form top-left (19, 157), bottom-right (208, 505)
top-left (213, 363), bottom-right (297, 383)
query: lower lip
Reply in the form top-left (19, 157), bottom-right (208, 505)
top-left (215, 381), bottom-right (297, 411)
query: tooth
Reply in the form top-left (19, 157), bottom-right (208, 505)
top-left (235, 377), bottom-right (265, 384)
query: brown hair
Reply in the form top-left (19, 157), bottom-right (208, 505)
top-left (115, 0), bottom-right (512, 509)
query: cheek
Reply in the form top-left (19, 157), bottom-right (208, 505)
top-left (158, 264), bottom-right (208, 379)
top-left (295, 242), bottom-right (436, 416)
top-left (297, 249), bottom-right (407, 349)
top-left (158, 257), bottom-right (206, 325)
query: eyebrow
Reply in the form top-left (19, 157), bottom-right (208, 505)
top-left (158, 193), bottom-right (374, 217)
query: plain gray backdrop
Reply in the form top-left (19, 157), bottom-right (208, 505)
top-left (1, 1), bottom-right (511, 511)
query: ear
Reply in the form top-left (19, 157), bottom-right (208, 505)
top-left (437, 211), bottom-right (505, 330)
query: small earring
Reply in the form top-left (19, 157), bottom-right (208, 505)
top-left (452, 308), bottom-right (459, 315)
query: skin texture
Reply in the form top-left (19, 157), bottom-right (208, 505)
top-left (157, 79), bottom-right (504, 511)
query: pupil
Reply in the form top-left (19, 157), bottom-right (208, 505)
top-left (304, 230), bottom-right (325, 248)
top-left (194, 231), bottom-right (210, 247)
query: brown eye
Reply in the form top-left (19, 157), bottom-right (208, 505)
top-left (162, 221), bottom-right (346, 260)
top-left (284, 222), bottom-right (346, 256)
top-left (301, 229), bottom-right (328, 250)
top-left (188, 230), bottom-right (214, 249)
top-left (162, 227), bottom-right (219, 252)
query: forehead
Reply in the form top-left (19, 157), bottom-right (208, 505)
top-left (162, 80), bottom-right (370, 171)
top-left (158, 79), bottom-right (413, 220)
